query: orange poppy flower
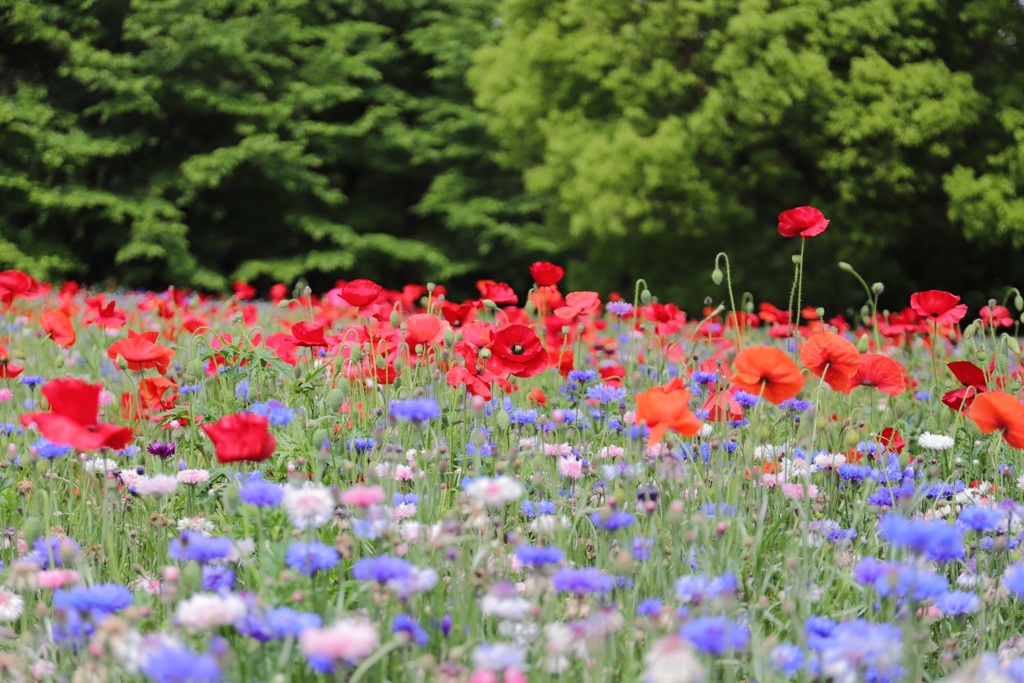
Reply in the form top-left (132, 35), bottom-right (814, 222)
top-left (969, 393), bottom-right (1024, 448)
top-left (107, 331), bottom-right (175, 375)
top-left (799, 331), bottom-right (860, 391)
top-left (40, 309), bottom-right (76, 347)
top-left (729, 346), bottom-right (804, 404)
top-left (842, 353), bottom-right (906, 396)
top-left (634, 381), bottom-right (701, 445)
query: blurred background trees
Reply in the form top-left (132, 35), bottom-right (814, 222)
top-left (2, 0), bottom-right (1023, 313)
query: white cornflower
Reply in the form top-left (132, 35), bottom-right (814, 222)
top-left (919, 432), bottom-right (955, 451)
top-left (0, 587), bottom-right (24, 622)
top-left (481, 584), bottom-right (534, 621)
top-left (132, 474), bottom-right (179, 498)
top-left (282, 483), bottom-right (336, 529)
top-left (83, 458), bottom-right (120, 473)
top-left (813, 452), bottom-right (847, 470)
top-left (643, 635), bottom-right (705, 683)
top-left (175, 593), bottom-right (247, 629)
top-left (465, 476), bottom-right (524, 507)
top-left (176, 516), bottom-right (215, 536)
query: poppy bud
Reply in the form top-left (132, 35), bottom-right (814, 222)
top-left (996, 353), bottom-right (1010, 376)
top-left (114, 354), bottom-right (129, 371)
top-left (277, 299), bottom-right (292, 308)
top-left (390, 310), bottom-right (401, 327)
top-left (375, 355), bottom-right (387, 369)
top-left (326, 388), bottom-right (346, 412)
top-left (524, 300), bottom-right (536, 316)
top-left (711, 268), bottom-right (723, 286)
top-left (815, 307), bottom-right (825, 318)
top-left (482, 299), bottom-right (498, 311)
top-left (857, 335), bottom-right (870, 353)
top-left (478, 348), bottom-right (491, 360)
top-left (1007, 336), bottom-right (1021, 355)
top-left (838, 261), bottom-right (854, 273)
top-left (496, 409), bottom-right (511, 430)
top-left (640, 289), bottom-right (651, 305)
top-left (791, 254), bottom-right (802, 265)
top-left (1016, 294), bottom-right (1024, 311)
top-left (871, 282), bottom-right (885, 296)
top-left (963, 321), bottom-right (978, 339)
top-left (55, 354), bottom-right (64, 369)
top-left (443, 328), bottom-right (455, 348)
top-left (302, 286), bottom-right (312, 296)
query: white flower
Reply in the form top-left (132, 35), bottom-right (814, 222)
top-left (282, 483), bottom-right (336, 529)
top-left (813, 452), bottom-right (847, 470)
top-left (919, 432), bottom-right (955, 451)
top-left (133, 474), bottom-right (179, 498)
top-left (754, 442), bottom-right (791, 460)
top-left (698, 423), bottom-right (714, 437)
top-left (643, 635), bottom-right (705, 683)
top-left (176, 516), bottom-right (215, 536)
top-left (0, 587), bottom-right (24, 622)
top-left (177, 469), bottom-right (210, 485)
top-left (83, 458), bottom-right (120, 473)
top-left (481, 585), bottom-right (534, 621)
top-left (175, 593), bottom-right (247, 629)
top-left (465, 476), bottom-right (524, 507)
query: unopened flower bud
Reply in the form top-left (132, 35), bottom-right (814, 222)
top-left (871, 282), bottom-right (885, 296)
top-left (711, 268), bottom-right (723, 286)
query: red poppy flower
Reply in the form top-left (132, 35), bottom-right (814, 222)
top-left (529, 262), bottom-right (565, 287)
top-left (201, 413), bottom-right (276, 463)
top-left (83, 297), bottom-right (127, 329)
top-left (843, 353), bottom-right (906, 396)
top-left (730, 346), bottom-right (804, 404)
top-left (292, 322), bottom-right (327, 348)
top-left (476, 280), bottom-right (518, 306)
top-left (777, 206), bottom-right (829, 238)
top-left (107, 331), bottom-right (175, 375)
top-left (969, 392), bottom-right (1024, 448)
top-left (21, 379), bottom-right (133, 451)
top-left (0, 344), bottom-right (23, 379)
top-left (270, 283), bottom-right (288, 304)
top-left (233, 281), bottom-right (257, 301)
top-left (635, 381), bottom-right (701, 444)
top-left (980, 305), bottom-right (1014, 328)
top-left (488, 324), bottom-right (548, 378)
top-left (39, 309), bottom-right (76, 347)
top-left (0, 270), bottom-right (35, 305)
top-left (527, 387), bottom-right (547, 405)
top-left (341, 279), bottom-right (383, 307)
top-left (405, 314), bottom-right (448, 348)
top-left (877, 427), bottom-right (906, 454)
top-left (554, 291), bottom-right (601, 321)
top-left (910, 290), bottom-right (968, 325)
top-left (800, 331), bottom-right (860, 391)
top-left (942, 361), bottom-right (988, 412)
top-left (703, 390), bottom-right (744, 422)
top-left (441, 300), bottom-right (476, 329)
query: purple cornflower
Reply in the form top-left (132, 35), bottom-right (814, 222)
top-left (878, 514), bottom-right (965, 563)
top-left (392, 614), bottom-right (429, 646)
top-left (53, 584), bottom-right (133, 615)
top-left (606, 301), bottom-right (634, 316)
top-left (590, 511), bottom-right (634, 531)
top-left (936, 590), bottom-right (980, 615)
top-left (389, 397), bottom-right (441, 423)
top-left (351, 555), bottom-right (414, 583)
top-left (31, 536), bottom-right (81, 568)
top-left (515, 545), bottom-right (564, 567)
top-left (853, 557), bottom-right (948, 601)
top-left (958, 506), bottom-right (1002, 533)
top-left (239, 478), bottom-right (284, 507)
top-left (770, 643), bottom-right (805, 676)
top-left (250, 400), bottom-right (296, 426)
top-left (268, 607), bottom-right (322, 637)
top-left (202, 565), bottom-right (236, 593)
top-left (147, 442), bottom-right (177, 459)
top-left (637, 598), bottom-right (663, 616)
top-left (142, 645), bottom-right (222, 683)
top-left (585, 384), bottom-right (628, 404)
top-left (631, 536), bottom-right (654, 561)
top-left (1003, 563), bottom-right (1024, 598)
top-left (675, 572), bottom-right (738, 605)
top-left (345, 437), bottom-right (376, 453)
top-left (551, 567), bottom-right (614, 595)
top-left (168, 531), bottom-right (233, 564)
top-left (679, 616), bottom-right (750, 655)
top-left (285, 542), bottom-right (340, 577)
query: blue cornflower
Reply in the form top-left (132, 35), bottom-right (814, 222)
top-left (168, 532), bottom-right (233, 564)
top-left (392, 614), bottom-right (429, 646)
top-left (352, 555), bottom-right (413, 583)
top-left (915, 391), bottom-right (930, 401)
top-left (590, 511), bottom-right (634, 531)
top-left (631, 536), bottom-right (654, 561)
top-left (702, 503), bottom-right (738, 517)
top-left (606, 301), bottom-right (634, 316)
top-left (1003, 563), bottom-right (1024, 598)
top-left (921, 480), bottom-right (966, 499)
top-left (779, 398), bottom-right (812, 412)
top-left (267, 607), bottom-right (322, 638)
top-left (508, 407), bottom-right (538, 426)
top-left (879, 515), bottom-right (965, 563)
top-left (853, 557), bottom-right (948, 601)
top-left (515, 545), bottom-right (564, 567)
top-left (250, 400), bottom-right (296, 426)
top-left (239, 479), bottom-right (284, 507)
top-left (675, 572), bottom-right (738, 604)
top-left (586, 384), bottom-right (628, 404)
top-left (54, 584), bottom-right (133, 615)
top-left (855, 441), bottom-right (882, 456)
top-left (179, 383), bottom-right (203, 395)
top-left (770, 643), bottom-right (805, 676)
top-left (568, 369), bottom-right (598, 383)
top-left (959, 506), bottom-right (1002, 532)
top-left (33, 437), bottom-right (72, 459)
top-left (0, 423), bottom-right (22, 436)
top-left (285, 542), bottom-right (340, 577)
top-left (202, 565), bottom-right (236, 593)
top-left (393, 492), bottom-right (419, 507)
top-left (837, 464), bottom-right (873, 482)
top-left (937, 590), bottom-right (980, 615)
top-left (734, 390), bottom-right (760, 408)
top-left (345, 437), bottom-right (376, 453)
top-left (637, 598), bottom-right (663, 616)
top-left (20, 375), bottom-right (44, 387)
top-left (680, 616), bottom-right (750, 654)
top-left (235, 380), bottom-right (251, 401)
top-left (692, 370), bottom-right (718, 385)
top-left (809, 619), bottom-right (903, 682)
top-left (142, 645), bottom-right (222, 683)
top-left (32, 536), bottom-right (80, 568)
top-left (389, 397), bottom-right (440, 423)
top-left (519, 499), bottom-right (555, 517)
top-left (867, 479), bottom-right (916, 507)
top-left (552, 567), bottom-right (614, 595)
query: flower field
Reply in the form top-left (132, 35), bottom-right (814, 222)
top-left (4, 212), bottom-right (1024, 682)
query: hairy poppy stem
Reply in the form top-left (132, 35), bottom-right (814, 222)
top-left (713, 253), bottom-right (743, 350)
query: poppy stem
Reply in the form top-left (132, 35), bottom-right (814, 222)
top-left (713, 253), bottom-right (743, 349)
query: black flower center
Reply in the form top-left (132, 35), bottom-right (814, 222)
top-left (510, 344), bottom-right (525, 355)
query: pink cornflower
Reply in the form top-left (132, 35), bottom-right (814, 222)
top-left (781, 483), bottom-right (818, 500)
top-left (557, 456), bottom-right (584, 479)
top-left (393, 464), bottom-right (416, 481)
top-left (132, 474), bottom-right (179, 498)
top-left (36, 569), bottom-right (80, 590)
top-left (340, 485), bottom-right (386, 508)
top-left (543, 443), bottom-right (573, 457)
top-left (598, 445), bottom-right (625, 459)
top-left (300, 618), bottom-right (379, 664)
top-left (0, 388), bottom-right (12, 402)
top-left (176, 469), bottom-right (210, 486)
top-left (98, 390), bottom-right (115, 407)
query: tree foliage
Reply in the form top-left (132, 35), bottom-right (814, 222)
top-left (470, 0), bottom-right (1024, 310)
top-left (0, 0), bottom-right (552, 293)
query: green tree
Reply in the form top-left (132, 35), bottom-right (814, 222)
top-left (0, 0), bottom-right (552, 293)
top-left (470, 0), bottom-right (1024, 312)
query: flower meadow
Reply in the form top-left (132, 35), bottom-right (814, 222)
top-left (6, 211), bottom-right (1024, 682)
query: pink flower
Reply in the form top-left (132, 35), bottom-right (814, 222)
top-left (0, 388), bottom-right (12, 402)
top-left (781, 483), bottom-right (818, 499)
top-left (393, 465), bottom-right (415, 481)
top-left (36, 569), bottom-right (80, 590)
top-left (132, 474), bottom-right (179, 498)
top-left (300, 618), bottom-right (379, 664)
top-left (176, 469), bottom-right (210, 486)
top-left (543, 443), bottom-right (573, 457)
top-left (599, 445), bottom-right (625, 458)
top-left (98, 390), bottom-right (115, 407)
top-left (340, 485), bottom-right (386, 508)
top-left (557, 456), bottom-right (584, 479)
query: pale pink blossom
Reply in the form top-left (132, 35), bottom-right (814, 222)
top-left (176, 469), bottom-right (210, 486)
top-left (557, 457), bottom-right (584, 479)
top-left (340, 485), bottom-right (386, 508)
top-left (781, 483), bottom-right (818, 500)
top-left (393, 464), bottom-right (416, 481)
top-left (132, 474), bottom-right (179, 498)
top-left (300, 618), bottom-right (379, 664)
top-left (98, 390), bottom-right (115, 407)
top-left (0, 388), bottom-right (12, 402)
top-left (36, 569), bottom-right (80, 590)
top-left (598, 445), bottom-right (625, 459)
top-left (543, 443), bottom-right (573, 457)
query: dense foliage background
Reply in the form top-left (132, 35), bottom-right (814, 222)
top-left (2, 0), bottom-right (1023, 312)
